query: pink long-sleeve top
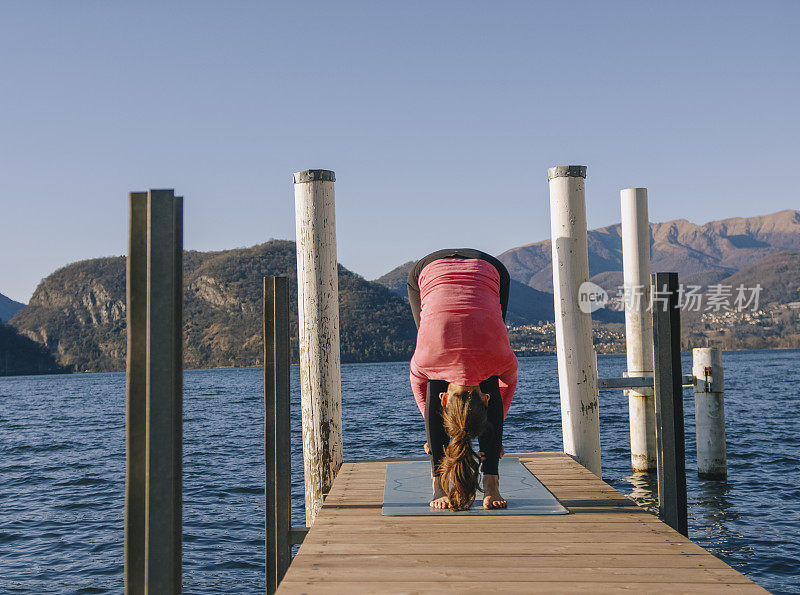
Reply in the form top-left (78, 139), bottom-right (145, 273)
top-left (409, 258), bottom-right (518, 418)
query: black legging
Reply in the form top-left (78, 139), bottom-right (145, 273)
top-left (408, 248), bottom-right (509, 477)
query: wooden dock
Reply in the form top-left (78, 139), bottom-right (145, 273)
top-left (278, 452), bottom-right (765, 594)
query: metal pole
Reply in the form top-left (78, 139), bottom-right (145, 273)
top-left (292, 169), bottom-right (343, 525)
top-left (125, 192), bottom-right (147, 594)
top-left (651, 272), bottom-right (688, 537)
top-left (693, 347), bottom-right (727, 479)
top-left (145, 189), bottom-right (183, 592)
top-left (621, 188), bottom-right (657, 473)
top-left (548, 165), bottom-right (601, 476)
top-left (264, 277), bottom-right (292, 594)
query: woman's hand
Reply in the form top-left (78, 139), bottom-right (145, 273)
top-left (426, 442), bottom-right (505, 459)
top-left (478, 445), bottom-right (505, 461)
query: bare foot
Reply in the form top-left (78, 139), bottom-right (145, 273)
top-left (430, 476), bottom-right (449, 509)
top-left (482, 474), bottom-right (507, 509)
top-left (423, 442), bottom-right (431, 455)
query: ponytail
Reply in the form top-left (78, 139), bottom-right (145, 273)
top-left (437, 386), bottom-right (488, 511)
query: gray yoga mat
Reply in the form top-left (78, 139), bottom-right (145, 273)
top-left (382, 457), bottom-right (569, 516)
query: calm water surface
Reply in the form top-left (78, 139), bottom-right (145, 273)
top-left (1, 349), bottom-right (798, 593)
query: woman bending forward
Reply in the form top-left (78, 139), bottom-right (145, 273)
top-left (407, 248), bottom-right (518, 511)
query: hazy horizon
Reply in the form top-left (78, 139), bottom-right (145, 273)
top-left (2, 1), bottom-right (798, 303)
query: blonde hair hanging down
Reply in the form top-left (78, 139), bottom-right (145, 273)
top-left (437, 384), bottom-right (488, 511)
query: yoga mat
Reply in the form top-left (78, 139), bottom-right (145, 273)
top-left (382, 457), bottom-right (569, 516)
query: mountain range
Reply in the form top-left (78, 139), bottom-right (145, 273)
top-left (371, 210), bottom-right (800, 323)
top-left (681, 250), bottom-right (800, 349)
top-left (5, 209), bottom-right (799, 374)
top-left (9, 241), bottom-right (417, 372)
top-left (0, 292), bottom-right (25, 323)
top-left (497, 209), bottom-right (800, 293)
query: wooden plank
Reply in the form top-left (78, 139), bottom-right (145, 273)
top-left (295, 542), bottom-right (709, 555)
top-left (280, 581), bottom-right (765, 594)
top-left (307, 515), bottom-right (676, 528)
top-left (310, 515), bottom-right (659, 527)
top-left (309, 521), bottom-right (673, 533)
top-left (287, 553), bottom-right (733, 570)
top-left (283, 564), bottom-right (751, 584)
top-left (303, 530), bottom-right (692, 544)
top-left (277, 452), bottom-right (764, 593)
top-left (312, 512), bottom-right (661, 524)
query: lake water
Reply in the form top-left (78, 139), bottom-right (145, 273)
top-left (1, 349), bottom-right (798, 593)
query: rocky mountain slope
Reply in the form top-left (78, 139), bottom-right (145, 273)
top-left (10, 241), bottom-right (417, 372)
top-left (681, 250), bottom-right (800, 350)
top-left (499, 209), bottom-right (800, 293)
top-left (374, 261), bottom-right (416, 296)
top-left (0, 292), bottom-right (25, 323)
top-left (711, 250), bottom-right (800, 305)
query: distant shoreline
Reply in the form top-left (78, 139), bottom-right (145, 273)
top-left (3, 345), bottom-right (798, 378)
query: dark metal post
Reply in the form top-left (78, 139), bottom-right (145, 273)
top-left (145, 189), bottom-right (183, 592)
top-left (651, 272), bottom-right (688, 537)
top-left (265, 277), bottom-right (292, 593)
top-left (125, 192), bottom-right (147, 593)
top-left (126, 189), bottom-right (183, 593)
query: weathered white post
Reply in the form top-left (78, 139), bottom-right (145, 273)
top-left (621, 188), bottom-right (657, 473)
top-left (693, 348), bottom-right (727, 479)
top-left (292, 169), bottom-right (343, 525)
top-left (548, 165), bottom-right (602, 476)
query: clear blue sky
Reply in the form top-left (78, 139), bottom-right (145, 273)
top-left (1, 1), bottom-right (797, 303)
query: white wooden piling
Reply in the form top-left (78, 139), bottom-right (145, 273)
top-left (292, 169), bottom-right (343, 525)
top-left (621, 188), bottom-right (657, 473)
top-left (548, 165), bottom-right (602, 477)
top-left (692, 348), bottom-right (727, 479)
